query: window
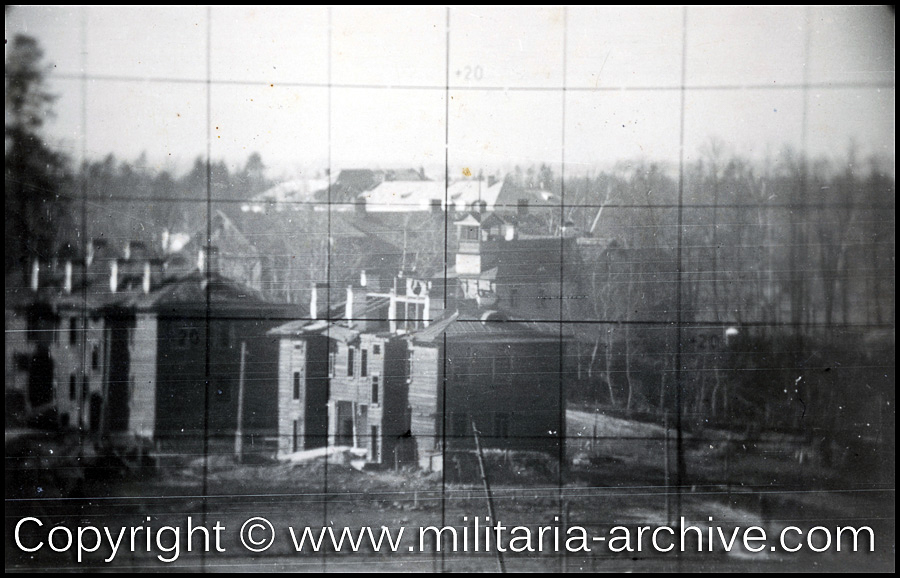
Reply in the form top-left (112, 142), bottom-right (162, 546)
top-left (347, 348), bottom-right (355, 376)
top-left (69, 373), bottom-right (77, 400)
top-left (370, 426), bottom-right (379, 462)
top-left (69, 317), bottom-right (78, 345)
top-left (293, 371), bottom-right (301, 400)
top-left (91, 345), bottom-right (99, 370)
top-left (361, 349), bottom-right (368, 377)
top-left (328, 347), bottom-right (335, 377)
top-left (373, 344), bottom-right (381, 355)
top-left (371, 376), bottom-right (379, 405)
top-left (293, 420), bottom-right (300, 453)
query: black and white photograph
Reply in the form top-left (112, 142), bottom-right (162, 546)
top-left (5, 6), bottom-right (894, 572)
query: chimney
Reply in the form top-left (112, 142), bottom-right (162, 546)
top-left (388, 289), bottom-right (397, 334)
top-left (517, 198), bottom-right (529, 216)
top-left (360, 270), bottom-right (367, 288)
top-left (198, 245), bottom-right (219, 275)
top-left (345, 286), bottom-right (354, 326)
top-left (142, 261), bottom-right (152, 294)
top-left (31, 259), bottom-right (40, 292)
top-left (109, 260), bottom-right (119, 293)
top-left (310, 283), bottom-right (318, 320)
top-left (64, 261), bottom-right (73, 294)
top-left (487, 175), bottom-right (497, 187)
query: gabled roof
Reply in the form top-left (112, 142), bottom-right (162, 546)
top-left (446, 179), bottom-right (505, 211)
top-left (268, 295), bottom-right (390, 339)
top-left (360, 181), bottom-right (447, 212)
top-left (454, 214), bottom-right (481, 227)
top-left (410, 310), bottom-right (573, 344)
top-left (246, 178), bottom-right (331, 207)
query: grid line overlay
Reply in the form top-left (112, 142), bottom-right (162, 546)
top-left (4, 5), bottom-right (894, 573)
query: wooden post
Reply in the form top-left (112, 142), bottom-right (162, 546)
top-left (234, 341), bottom-right (247, 462)
top-left (473, 420), bottom-right (506, 573)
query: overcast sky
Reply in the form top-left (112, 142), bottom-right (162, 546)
top-left (5, 6), bottom-right (895, 179)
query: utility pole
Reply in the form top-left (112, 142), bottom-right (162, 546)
top-left (234, 341), bottom-right (247, 462)
top-left (473, 421), bottom-right (506, 573)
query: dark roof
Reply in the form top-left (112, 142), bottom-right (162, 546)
top-left (314, 169), bottom-right (384, 205)
top-left (411, 310), bottom-right (572, 344)
top-left (268, 296), bottom-right (390, 337)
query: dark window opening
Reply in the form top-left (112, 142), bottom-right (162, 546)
top-left (69, 317), bottom-right (78, 345)
top-left (91, 345), bottom-right (100, 370)
top-left (348, 348), bottom-right (355, 377)
top-left (361, 349), bottom-right (368, 377)
top-left (373, 344), bottom-right (381, 355)
top-left (69, 373), bottom-right (77, 400)
top-left (293, 371), bottom-right (301, 400)
top-left (371, 376), bottom-right (379, 405)
top-left (370, 426), bottom-right (379, 461)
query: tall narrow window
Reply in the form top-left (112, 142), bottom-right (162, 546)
top-left (69, 317), bottom-right (78, 345)
top-left (293, 420), bottom-right (300, 452)
top-left (370, 426), bottom-right (379, 462)
top-left (69, 373), bottom-right (77, 400)
top-left (361, 349), bottom-right (368, 377)
top-left (347, 348), bottom-right (355, 377)
top-left (371, 376), bottom-right (379, 405)
top-left (293, 371), bottom-right (301, 400)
